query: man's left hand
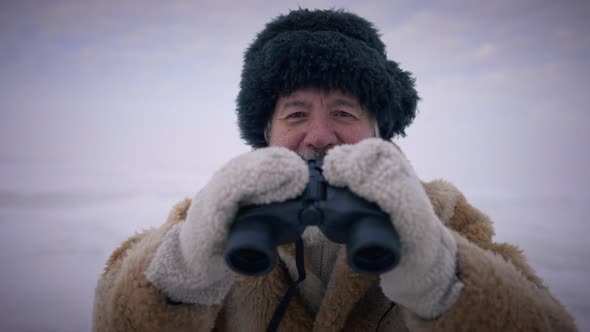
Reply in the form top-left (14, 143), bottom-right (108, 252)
top-left (323, 138), bottom-right (463, 319)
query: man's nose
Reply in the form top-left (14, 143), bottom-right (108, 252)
top-left (303, 116), bottom-right (338, 151)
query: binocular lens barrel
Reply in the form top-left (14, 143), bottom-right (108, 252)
top-left (224, 219), bottom-right (276, 276)
top-left (347, 217), bottom-right (401, 274)
top-left (225, 215), bottom-right (400, 275)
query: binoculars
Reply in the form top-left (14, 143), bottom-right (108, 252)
top-left (224, 160), bottom-right (401, 276)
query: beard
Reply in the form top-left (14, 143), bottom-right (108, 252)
top-left (297, 148), bottom-right (327, 161)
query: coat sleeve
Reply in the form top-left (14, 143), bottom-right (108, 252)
top-left (92, 199), bottom-right (222, 332)
top-left (405, 182), bottom-right (579, 332)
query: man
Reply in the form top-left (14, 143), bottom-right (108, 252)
top-left (92, 9), bottom-right (578, 331)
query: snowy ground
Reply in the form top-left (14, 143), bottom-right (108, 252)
top-left (0, 163), bottom-right (588, 331)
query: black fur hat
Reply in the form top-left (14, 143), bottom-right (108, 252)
top-left (236, 8), bottom-right (419, 147)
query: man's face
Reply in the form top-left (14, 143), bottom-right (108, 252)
top-left (268, 88), bottom-right (375, 159)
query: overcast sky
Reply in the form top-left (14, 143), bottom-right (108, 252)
top-left (0, 1), bottom-right (589, 330)
top-left (1, 0), bottom-right (588, 200)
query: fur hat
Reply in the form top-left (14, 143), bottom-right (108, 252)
top-left (236, 8), bottom-right (419, 147)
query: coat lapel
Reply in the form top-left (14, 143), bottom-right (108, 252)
top-left (312, 246), bottom-right (379, 332)
top-left (277, 243), bottom-right (378, 331)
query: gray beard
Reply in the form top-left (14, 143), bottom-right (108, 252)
top-left (298, 149), bottom-right (327, 161)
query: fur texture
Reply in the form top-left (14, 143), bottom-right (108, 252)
top-left (236, 9), bottom-right (419, 147)
top-left (145, 147), bottom-right (308, 305)
top-left (278, 231), bottom-right (345, 317)
top-left (93, 153), bottom-right (578, 331)
top-left (323, 138), bottom-right (461, 319)
top-left (93, 220), bottom-right (222, 332)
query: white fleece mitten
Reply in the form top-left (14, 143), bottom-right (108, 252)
top-left (146, 147), bottom-right (309, 305)
top-left (323, 138), bottom-right (463, 319)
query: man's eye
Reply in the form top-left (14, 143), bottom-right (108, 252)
top-left (335, 111), bottom-right (353, 117)
top-left (286, 112), bottom-right (306, 118)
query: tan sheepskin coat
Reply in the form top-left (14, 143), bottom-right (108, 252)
top-left (92, 180), bottom-right (578, 331)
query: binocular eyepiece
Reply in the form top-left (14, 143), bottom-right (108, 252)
top-left (224, 160), bottom-right (401, 276)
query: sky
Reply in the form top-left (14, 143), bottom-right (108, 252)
top-left (1, 0), bottom-right (589, 198)
top-left (0, 0), bottom-right (589, 331)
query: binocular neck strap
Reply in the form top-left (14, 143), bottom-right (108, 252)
top-left (266, 238), bottom-right (307, 332)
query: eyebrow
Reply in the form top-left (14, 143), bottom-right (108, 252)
top-left (277, 97), bottom-right (363, 116)
top-left (277, 100), bottom-right (310, 116)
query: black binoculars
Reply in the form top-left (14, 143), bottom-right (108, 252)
top-left (224, 160), bottom-right (401, 276)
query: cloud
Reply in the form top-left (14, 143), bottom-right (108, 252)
top-left (474, 43), bottom-right (497, 58)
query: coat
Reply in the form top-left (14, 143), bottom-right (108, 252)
top-left (92, 179), bottom-right (578, 331)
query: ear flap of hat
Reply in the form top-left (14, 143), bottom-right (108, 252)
top-left (378, 60), bottom-right (419, 139)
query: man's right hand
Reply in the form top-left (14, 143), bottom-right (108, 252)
top-left (146, 147), bottom-right (309, 305)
